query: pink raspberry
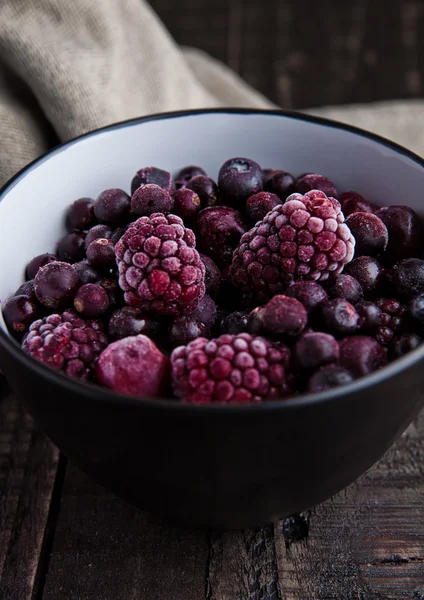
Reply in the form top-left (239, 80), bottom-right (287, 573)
top-left (171, 333), bottom-right (291, 404)
top-left (115, 213), bottom-right (205, 316)
top-left (22, 310), bottom-right (108, 381)
top-left (230, 190), bottom-right (355, 302)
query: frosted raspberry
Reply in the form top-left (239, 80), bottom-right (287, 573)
top-left (22, 310), bottom-right (108, 381)
top-left (230, 190), bottom-right (355, 302)
top-left (171, 333), bottom-right (291, 404)
top-left (115, 213), bottom-right (205, 316)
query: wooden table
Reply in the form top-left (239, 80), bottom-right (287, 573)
top-left (1, 374), bottom-right (424, 600)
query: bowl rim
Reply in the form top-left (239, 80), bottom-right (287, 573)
top-left (1, 106), bottom-right (424, 414)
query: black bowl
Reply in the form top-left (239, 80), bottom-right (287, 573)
top-left (1, 109), bottom-right (424, 528)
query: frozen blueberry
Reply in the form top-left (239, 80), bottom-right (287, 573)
top-left (375, 205), bottom-right (424, 263)
top-left (34, 261), bottom-right (80, 309)
top-left (339, 336), bottom-right (387, 377)
top-left (246, 306), bottom-right (265, 335)
top-left (74, 283), bottom-right (110, 318)
top-left (218, 157), bottom-right (264, 206)
top-left (189, 294), bottom-right (217, 328)
top-left (73, 260), bottom-right (99, 285)
top-left (219, 310), bottom-right (250, 335)
top-left (199, 254), bottom-right (221, 298)
top-left (295, 174), bottom-right (337, 197)
top-left (308, 365), bottom-right (354, 393)
top-left (65, 197), bottom-right (96, 231)
top-left (57, 231), bottom-right (86, 263)
top-left (174, 165), bottom-right (207, 189)
top-left (345, 212), bottom-right (388, 257)
top-left (97, 277), bottom-right (123, 309)
top-left (186, 175), bottom-right (219, 208)
top-left (131, 184), bottom-right (174, 217)
top-left (15, 280), bottom-right (36, 299)
top-left (285, 281), bottom-right (328, 313)
top-left (339, 191), bottom-right (377, 216)
top-left (26, 253), bottom-right (58, 280)
top-left (320, 298), bottom-right (360, 335)
top-left (294, 332), bottom-right (339, 371)
top-left (391, 333), bottom-right (422, 358)
top-left (108, 306), bottom-right (164, 340)
top-left (246, 192), bottom-right (281, 225)
top-left (262, 295), bottom-right (308, 336)
top-left (389, 258), bottom-right (424, 298)
top-left (94, 188), bottom-right (131, 225)
top-left (172, 188), bottom-right (201, 223)
top-left (327, 274), bottom-right (363, 304)
top-left (85, 224), bottom-right (113, 249)
top-left (86, 238), bottom-right (115, 270)
top-left (3, 295), bottom-right (41, 336)
top-left (409, 293), bottom-right (424, 324)
top-left (197, 206), bottom-right (247, 266)
top-left (355, 300), bottom-right (382, 330)
top-left (130, 166), bottom-right (173, 195)
top-left (168, 316), bottom-right (210, 347)
top-left (110, 227), bottom-right (127, 245)
top-left (265, 170), bottom-right (295, 200)
top-left (344, 256), bottom-right (383, 295)
top-left (373, 297), bottom-right (406, 346)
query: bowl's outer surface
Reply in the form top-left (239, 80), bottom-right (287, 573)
top-left (1, 109), bottom-right (424, 528)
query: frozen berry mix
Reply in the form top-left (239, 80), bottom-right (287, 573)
top-left (4, 158), bottom-right (424, 403)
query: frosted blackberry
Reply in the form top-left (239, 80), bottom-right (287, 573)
top-left (171, 333), bottom-right (291, 404)
top-left (231, 190), bottom-right (355, 302)
top-left (115, 213), bottom-right (205, 316)
top-left (22, 311), bottom-right (107, 380)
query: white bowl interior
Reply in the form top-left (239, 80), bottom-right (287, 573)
top-left (1, 111), bottom-right (424, 334)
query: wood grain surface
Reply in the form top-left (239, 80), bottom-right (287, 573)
top-left (0, 382), bottom-right (59, 600)
top-left (151, 0), bottom-right (424, 109)
top-left (41, 465), bottom-right (209, 600)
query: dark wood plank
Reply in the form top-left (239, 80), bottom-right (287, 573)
top-left (206, 526), bottom-right (281, 600)
top-left (204, 411), bottom-right (424, 600)
top-left (0, 380), bottom-right (59, 600)
top-left (42, 465), bottom-right (209, 600)
top-left (274, 409), bottom-right (424, 599)
top-left (150, 0), bottom-right (424, 108)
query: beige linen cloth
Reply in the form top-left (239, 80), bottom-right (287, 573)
top-left (1, 0), bottom-right (424, 187)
